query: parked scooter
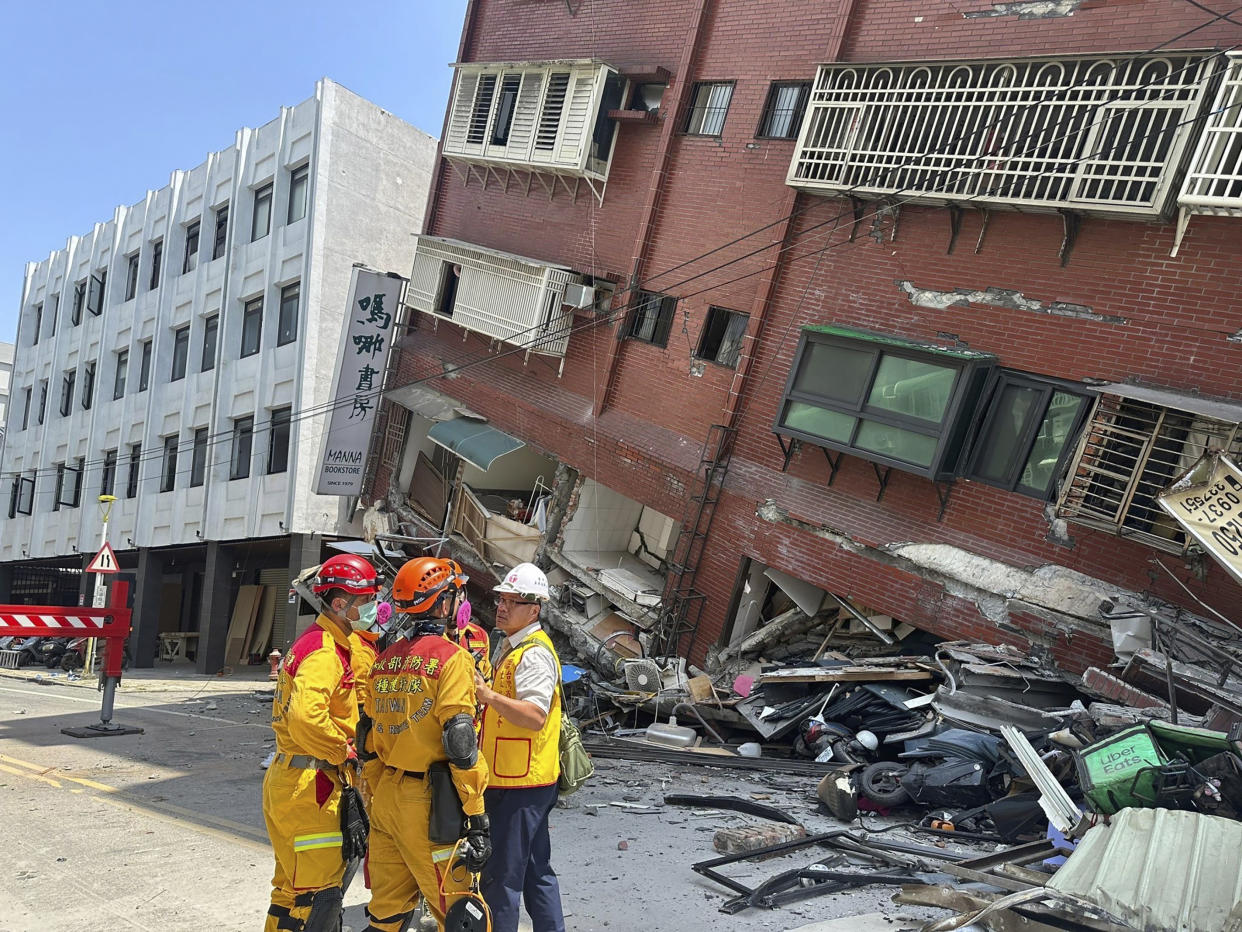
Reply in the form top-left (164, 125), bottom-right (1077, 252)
top-left (14, 637), bottom-right (46, 667)
top-left (58, 636), bottom-right (91, 671)
top-left (40, 637), bottom-right (71, 669)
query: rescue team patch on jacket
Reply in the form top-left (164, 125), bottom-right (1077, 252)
top-left (371, 633), bottom-right (458, 680)
top-left (283, 623), bottom-right (354, 690)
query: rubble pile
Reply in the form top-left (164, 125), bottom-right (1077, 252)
top-left (561, 600), bottom-right (1242, 930)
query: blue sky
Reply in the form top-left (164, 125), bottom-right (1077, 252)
top-left (0, 0), bottom-right (467, 342)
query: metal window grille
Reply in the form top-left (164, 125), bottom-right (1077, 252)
top-left (759, 82), bottom-right (810, 139)
top-left (382, 405), bottom-right (410, 469)
top-left (789, 54), bottom-right (1213, 215)
top-left (1179, 52), bottom-right (1242, 214)
top-left (686, 82), bottom-right (734, 136)
top-left (1057, 392), bottom-right (1242, 553)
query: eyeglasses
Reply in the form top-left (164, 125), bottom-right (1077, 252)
top-left (494, 597), bottom-right (538, 609)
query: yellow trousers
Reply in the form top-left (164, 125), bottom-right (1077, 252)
top-left (365, 767), bottom-right (472, 931)
top-left (261, 761), bottom-right (345, 931)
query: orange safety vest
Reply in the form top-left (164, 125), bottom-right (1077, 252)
top-left (451, 620), bottom-right (493, 683)
top-left (479, 628), bottom-right (561, 788)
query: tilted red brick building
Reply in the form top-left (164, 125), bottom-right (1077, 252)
top-left (369, 0), bottom-right (1242, 673)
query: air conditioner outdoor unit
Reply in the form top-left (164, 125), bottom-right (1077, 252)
top-left (563, 282), bottom-right (596, 309)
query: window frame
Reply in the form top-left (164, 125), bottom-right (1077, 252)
top-left (756, 81), bottom-right (811, 140)
top-left (87, 269), bottom-right (106, 316)
top-left (124, 253), bottom-right (139, 301)
top-left (138, 339), bottom-right (152, 392)
top-left (72, 280), bottom-right (85, 325)
top-left (81, 361), bottom-right (95, 411)
top-left (251, 182), bottom-right (273, 241)
top-left (230, 416), bottom-right (254, 480)
top-left (149, 239), bottom-right (163, 290)
top-left (31, 303), bottom-right (42, 346)
top-left (241, 297), bottom-right (263, 357)
top-left (59, 369), bottom-right (75, 417)
top-left (21, 387), bottom-right (31, 431)
top-left (126, 444), bottom-right (141, 499)
top-left (113, 349), bottom-right (129, 400)
top-left (276, 282), bottom-right (299, 346)
top-left (37, 380), bottom-right (47, 425)
top-left (775, 326), bottom-right (996, 480)
top-left (212, 204), bottom-right (229, 260)
top-left (626, 291), bottom-right (677, 347)
top-left (683, 81), bottom-right (735, 137)
top-left (287, 164), bottom-right (309, 224)
top-left (201, 314), bottom-right (219, 372)
top-left (182, 220), bottom-right (201, 274)
top-left (160, 435), bottom-right (178, 493)
top-left (170, 325), bottom-right (190, 382)
top-left (100, 449), bottom-right (117, 496)
top-left (267, 406), bottom-right (292, 475)
top-left (190, 427), bottom-right (209, 487)
top-left (13, 474), bottom-right (35, 517)
top-left (963, 371), bottom-right (1094, 499)
top-left (695, 306), bottom-right (749, 368)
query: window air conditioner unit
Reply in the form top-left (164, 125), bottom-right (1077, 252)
top-left (563, 282), bottom-right (596, 310)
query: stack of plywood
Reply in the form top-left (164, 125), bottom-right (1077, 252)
top-left (224, 585), bottom-right (275, 667)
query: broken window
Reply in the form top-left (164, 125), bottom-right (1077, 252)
top-left (1056, 388), bottom-right (1242, 552)
top-left (695, 306), bottom-right (748, 368)
top-left (966, 372), bottom-right (1092, 499)
top-left (776, 325), bottom-right (994, 478)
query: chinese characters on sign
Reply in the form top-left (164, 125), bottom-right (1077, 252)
top-left (314, 268), bottom-right (406, 496)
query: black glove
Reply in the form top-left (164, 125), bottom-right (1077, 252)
top-left (459, 813), bottom-right (491, 872)
top-left (340, 785), bottom-right (370, 861)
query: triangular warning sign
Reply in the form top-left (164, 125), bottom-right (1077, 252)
top-left (86, 542), bottom-right (120, 574)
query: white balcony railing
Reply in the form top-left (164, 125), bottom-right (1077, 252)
top-left (406, 235), bottom-right (581, 362)
top-left (443, 60), bottom-right (625, 203)
top-left (787, 54), bottom-right (1215, 218)
top-left (1173, 52), bottom-right (1242, 253)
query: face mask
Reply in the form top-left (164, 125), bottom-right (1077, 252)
top-left (351, 600), bottom-right (378, 631)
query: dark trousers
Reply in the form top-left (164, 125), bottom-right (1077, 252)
top-left (481, 783), bottom-right (565, 932)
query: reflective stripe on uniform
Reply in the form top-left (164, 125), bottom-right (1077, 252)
top-left (292, 831), bottom-right (343, 851)
top-left (431, 845), bottom-right (460, 864)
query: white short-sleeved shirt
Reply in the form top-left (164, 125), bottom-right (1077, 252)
top-left (497, 620), bottom-right (557, 714)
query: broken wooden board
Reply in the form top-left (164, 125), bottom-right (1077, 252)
top-left (758, 666), bottom-right (932, 684)
top-left (224, 585), bottom-right (263, 667)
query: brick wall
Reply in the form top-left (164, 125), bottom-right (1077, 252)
top-left (380, 0), bottom-right (1242, 664)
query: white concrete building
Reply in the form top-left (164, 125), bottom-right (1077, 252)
top-left (0, 79), bottom-right (436, 669)
top-left (0, 341), bottom-right (14, 449)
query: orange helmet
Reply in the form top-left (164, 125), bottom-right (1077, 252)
top-left (392, 556), bottom-right (467, 615)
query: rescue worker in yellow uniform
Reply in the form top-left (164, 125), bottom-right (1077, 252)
top-left (263, 554), bottom-right (380, 932)
top-left (363, 557), bottom-right (492, 931)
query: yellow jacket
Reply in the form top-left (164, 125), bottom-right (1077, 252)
top-left (479, 628), bottom-right (561, 789)
top-left (366, 632), bottom-right (489, 816)
top-left (271, 615), bottom-right (358, 765)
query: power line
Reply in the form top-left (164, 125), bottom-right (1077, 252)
top-left (7, 36), bottom-right (1238, 486)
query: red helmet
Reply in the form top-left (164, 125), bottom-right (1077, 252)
top-left (392, 556), bottom-right (466, 615)
top-left (311, 554), bottom-right (380, 597)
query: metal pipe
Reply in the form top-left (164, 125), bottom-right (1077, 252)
top-left (670, 700), bottom-right (725, 745)
top-left (99, 676), bottom-right (117, 725)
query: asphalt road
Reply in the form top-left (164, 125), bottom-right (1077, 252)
top-left (0, 669), bottom-right (944, 931)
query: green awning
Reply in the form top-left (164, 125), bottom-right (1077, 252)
top-left (427, 417), bottom-right (524, 472)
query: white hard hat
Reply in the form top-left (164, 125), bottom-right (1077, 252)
top-left (493, 562), bottom-right (550, 602)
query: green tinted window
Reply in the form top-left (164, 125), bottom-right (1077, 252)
top-left (855, 420), bottom-right (938, 467)
top-left (1020, 391), bottom-right (1085, 492)
top-left (782, 402), bottom-right (856, 444)
top-left (793, 342), bottom-right (874, 404)
top-left (867, 356), bottom-right (955, 423)
top-left (974, 383), bottom-right (1042, 482)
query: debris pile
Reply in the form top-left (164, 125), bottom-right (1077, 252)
top-left (561, 594), bottom-right (1242, 929)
